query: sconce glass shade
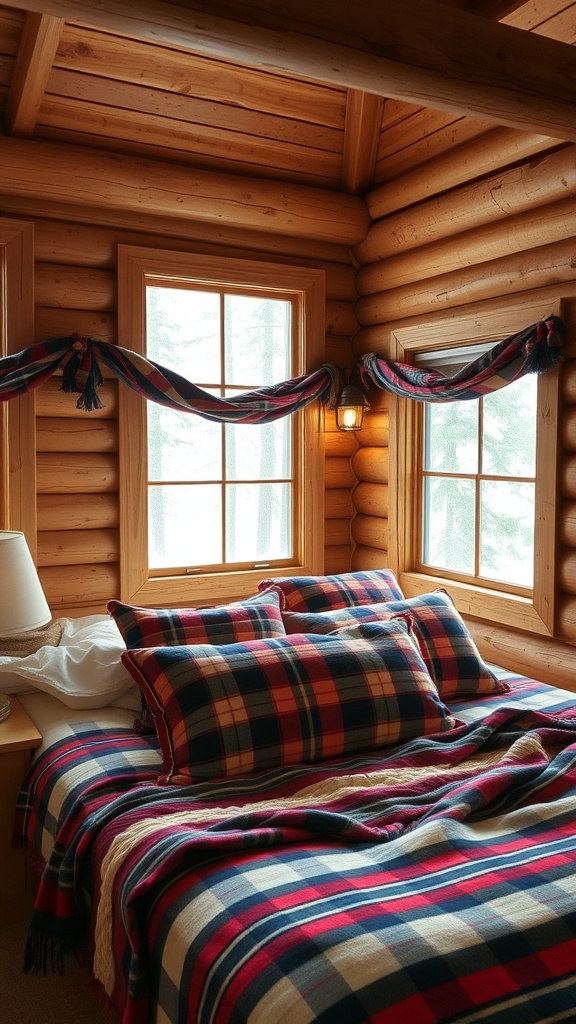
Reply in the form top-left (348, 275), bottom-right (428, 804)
top-left (0, 531), bottom-right (51, 636)
top-left (335, 383), bottom-right (368, 432)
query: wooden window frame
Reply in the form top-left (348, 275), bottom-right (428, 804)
top-left (388, 297), bottom-right (563, 637)
top-left (117, 245), bottom-right (326, 606)
top-left (0, 219), bottom-right (35, 550)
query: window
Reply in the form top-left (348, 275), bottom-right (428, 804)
top-left (389, 300), bottom-right (562, 636)
top-left (422, 362), bottom-right (536, 593)
top-left (117, 246), bottom-right (325, 606)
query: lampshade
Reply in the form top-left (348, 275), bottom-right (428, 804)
top-left (0, 531), bottom-right (52, 636)
top-left (335, 382), bottom-right (369, 432)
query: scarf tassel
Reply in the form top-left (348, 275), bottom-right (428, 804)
top-left (60, 340), bottom-right (104, 411)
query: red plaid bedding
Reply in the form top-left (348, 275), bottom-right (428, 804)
top-left (14, 675), bottom-right (576, 1024)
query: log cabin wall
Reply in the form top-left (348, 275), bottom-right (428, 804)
top-left (350, 106), bottom-right (576, 685)
top-left (0, 202), bottom-right (361, 617)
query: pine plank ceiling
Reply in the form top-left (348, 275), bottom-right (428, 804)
top-left (0, 0), bottom-right (574, 197)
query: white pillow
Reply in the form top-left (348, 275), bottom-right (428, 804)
top-left (0, 615), bottom-right (138, 709)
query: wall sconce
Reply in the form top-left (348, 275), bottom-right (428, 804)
top-left (335, 380), bottom-right (369, 432)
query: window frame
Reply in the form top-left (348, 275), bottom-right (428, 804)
top-left (388, 298), bottom-right (562, 637)
top-left (117, 245), bottom-right (326, 606)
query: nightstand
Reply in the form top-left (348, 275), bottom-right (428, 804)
top-left (0, 696), bottom-right (42, 924)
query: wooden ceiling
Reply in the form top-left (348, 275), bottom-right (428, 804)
top-left (0, 0), bottom-right (574, 198)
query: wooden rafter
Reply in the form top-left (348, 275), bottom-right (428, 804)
top-left (5, 12), bottom-right (64, 137)
top-left (341, 91), bottom-right (384, 195)
top-left (3, 0), bottom-right (576, 141)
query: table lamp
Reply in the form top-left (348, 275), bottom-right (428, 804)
top-left (0, 531), bottom-right (60, 717)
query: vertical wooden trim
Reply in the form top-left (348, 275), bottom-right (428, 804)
top-left (0, 220), bottom-right (35, 552)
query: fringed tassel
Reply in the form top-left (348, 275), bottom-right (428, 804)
top-left (522, 316), bottom-right (564, 374)
top-left (322, 363), bottom-right (347, 409)
top-left (59, 335), bottom-right (105, 411)
top-left (24, 929), bottom-right (66, 975)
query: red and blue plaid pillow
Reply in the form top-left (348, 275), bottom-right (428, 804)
top-left (281, 590), bottom-right (504, 702)
top-left (122, 616), bottom-right (456, 784)
top-left (108, 589), bottom-right (286, 649)
top-left (108, 590), bottom-right (287, 733)
top-left (257, 569), bottom-right (404, 613)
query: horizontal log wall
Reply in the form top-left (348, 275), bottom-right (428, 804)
top-left (1, 198), bottom-right (359, 616)
top-left (352, 128), bottom-right (576, 686)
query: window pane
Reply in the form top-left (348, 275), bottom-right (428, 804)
top-left (226, 483), bottom-right (291, 562)
top-left (149, 484), bottom-right (222, 568)
top-left (424, 401), bottom-right (478, 473)
top-left (224, 294), bottom-right (291, 386)
top-left (225, 418), bottom-right (291, 481)
top-left (482, 375), bottom-right (537, 477)
top-left (479, 480), bottom-right (534, 587)
top-left (423, 476), bottom-right (476, 574)
top-left (146, 286), bottom-right (221, 383)
top-left (148, 405), bottom-right (221, 481)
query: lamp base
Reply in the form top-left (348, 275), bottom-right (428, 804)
top-left (0, 620), bottom-right (63, 658)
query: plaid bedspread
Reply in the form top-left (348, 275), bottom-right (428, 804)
top-left (14, 676), bottom-right (576, 1024)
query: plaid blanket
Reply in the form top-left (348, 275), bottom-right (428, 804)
top-left (15, 677), bottom-right (576, 1024)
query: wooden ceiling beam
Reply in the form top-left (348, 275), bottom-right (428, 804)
top-left (3, 0), bottom-right (576, 141)
top-left (5, 13), bottom-right (64, 137)
top-left (0, 135), bottom-right (371, 244)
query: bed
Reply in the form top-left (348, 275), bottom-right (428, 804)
top-left (8, 571), bottom-right (576, 1024)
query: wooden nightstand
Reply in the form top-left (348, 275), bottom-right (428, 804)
top-left (0, 696), bottom-right (42, 924)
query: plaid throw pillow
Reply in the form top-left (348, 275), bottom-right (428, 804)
top-left (122, 617), bottom-right (456, 784)
top-left (108, 590), bottom-right (286, 733)
top-left (107, 590), bottom-right (286, 648)
top-left (257, 569), bottom-right (404, 613)
top-left (282, 590), bottom-right (504, 702)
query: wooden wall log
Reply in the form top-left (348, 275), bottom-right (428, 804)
top-left (325, 299), bottom-right (358, 337)
top-left (562, 359), bottom-right (576, 405)
top-left (35, 307), bottom-right (117, 344)
top-left (37, 492), bottom-right (119, 531)
top-left (36, 416), bottom-right (118, 453)
top-left (356, 195), bottom-right (576, 296)
top-left (324, 456), bottom-right (356, 490)
top-left (324, 545), bottom-right (352, 575)
top-left (325, 519), bottom-right (351, 547)
top-left (560, 455), bottom-right (576, 499)
top-left (368, 128), bottom-right (557, 220)
top-left (560, 408), bottom-right (576, 452)
top-left (2, 195), bottom-right (353, 266)
top-left (37, 528), bottom-right (119, 566)
top-left (35, 263), bottom-right (116, 311)
top-left (356, 410), bottom-right (389, 448)
top-left (34, 377), bottom-right (118, 418)
top-left (39, 562), bottom-right (120, 609)
top-left (355, 237), bottom-right (576, 324)
top-left (36, 452), bottom-right (118, 493)
top-left (351, 513), bottom-right (388, 550)
top-left (467, 620), bottom-right (576, 691)
top-left (0, 136), bottom-right (370, 245)
top-left (351, 544), bottom-right (390, 570)
top-left (558, 547), bottom-right (576, 596)
top-left (351, 446), bottom-right (389, 484)
top-left (557, 596), bottom-right (576, 643)
top-left (559, 501), bottom-right (576, 549)
top-left (325, 488), bottom-right (354, 519)
top-left (354, 481), bottom-right (388, 518)
top-left (324, 432), bottom-right (358, 458)
top-left (355, 144), bottom-right (575, 264)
